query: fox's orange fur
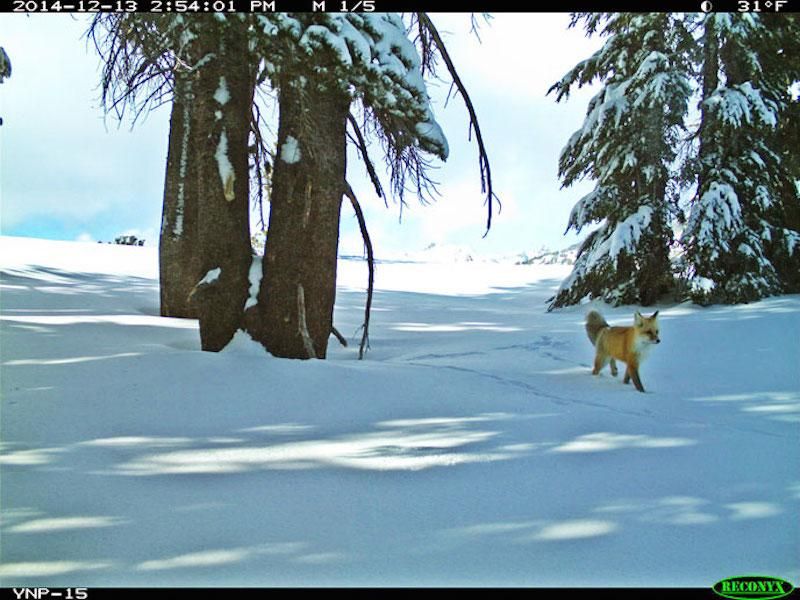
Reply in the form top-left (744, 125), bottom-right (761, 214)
top-left (585, 310), bottom-right (660, 393)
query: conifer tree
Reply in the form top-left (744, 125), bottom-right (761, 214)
top-left (244, 13), bottom-right (453, 358)
top-left (682, 13), bottom-right (800, 303)
top-left (90, 14), bottom-right (494, 357)
top-left (551, 13), bottom-right (798, 308)
top-left (0, 46), bottom-right (10, 126)
top-left (548, 13), bottom-right (693, 309)
top-left (91, 15), bottom-right (257, 350)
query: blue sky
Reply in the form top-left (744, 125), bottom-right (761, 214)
top-left (1, 13), bottom-right (601, 258)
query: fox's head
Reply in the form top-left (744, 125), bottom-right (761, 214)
top-left (634, 311), bottom-right (660, 344)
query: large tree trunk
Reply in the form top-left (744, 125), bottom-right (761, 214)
top-left (192, 20), bottom-right (256, 352)
top-left (636, 122), bottom-right (673, 306)
top-left (159, 68), bottom-right (202, 319)
top-left (246, 79), bottom-right (350, 359)
top-left (636, 204), bottom-right (672, 306)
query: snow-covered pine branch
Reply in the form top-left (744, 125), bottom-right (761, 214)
top-left (549, 13), bottom-right (690, 309)
top-left (551, 12), bottom-right (798, 309)
top-left (0, 46), bottom-right (11, 84)
top-left (682, 13), bottom-right (799, 304)
top-left (253, 13), bottom-right (448, 164)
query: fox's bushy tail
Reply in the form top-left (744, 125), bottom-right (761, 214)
top-left (585, 310), bottom-right (609, 346)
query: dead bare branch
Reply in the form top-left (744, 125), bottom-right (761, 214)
top-left (347, 112), bottom-right (386, 204)
top-left (250, 95), bottom-right (275, 236)
top-left (331, 326), bottom-right (348, 348)
top-left (416, 13), bottom-right (500, 236)
top-left (344, 181), bottom-right (375, 360)
top-left (296, 283), bottom-right (318, 359)
top-left (87, 14), bottom-right (181, 127)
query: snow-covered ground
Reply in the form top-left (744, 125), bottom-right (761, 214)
top-left (1, 236), bottom-right (798, 587)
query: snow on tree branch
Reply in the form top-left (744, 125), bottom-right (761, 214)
top-left (0, 47), bottom-right (11, 84)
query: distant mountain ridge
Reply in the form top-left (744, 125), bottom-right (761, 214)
top-left (516, 243), bottom-right (579, 265)
top-left (361, 242), bottom-right (579, 265)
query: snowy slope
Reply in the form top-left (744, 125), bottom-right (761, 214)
top-left (1, 236), bottom-right (798, 587)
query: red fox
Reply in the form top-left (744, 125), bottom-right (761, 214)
top-left (585, 310), bottom-right (660, 393)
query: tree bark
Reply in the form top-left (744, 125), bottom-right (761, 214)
top-left (159, 68), bottom-right (202, 319)
top-left (247, 78), bottom-right (350, 359)
top-left (192, 20), bottom-right (256, 352)
top-left (697, 15), bottom-right (719, 193)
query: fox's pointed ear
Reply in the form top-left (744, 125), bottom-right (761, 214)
top-left (652, 310), bottom-right (659, 318)
top-left (634, 312), bottom-right (643, 326)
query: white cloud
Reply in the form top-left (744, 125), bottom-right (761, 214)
top-left (8, 516), bottom-right (126, 534)
top-left (533, 519), bottom-right (618, 541)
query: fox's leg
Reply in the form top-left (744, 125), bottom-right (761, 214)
top-left (610, 358), bottom-right (618, 377)
top-left (625, 364), bottom-right (645, 392)
top-left (631, 370), bottom-right (645, 392)
top-left (623, 366), bottom-right (631, 385)
top-left (592, 351), bottom-right (606, 375)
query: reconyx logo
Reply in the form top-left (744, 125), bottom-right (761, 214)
top-left (713, 576), bottom-right (795, 600)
